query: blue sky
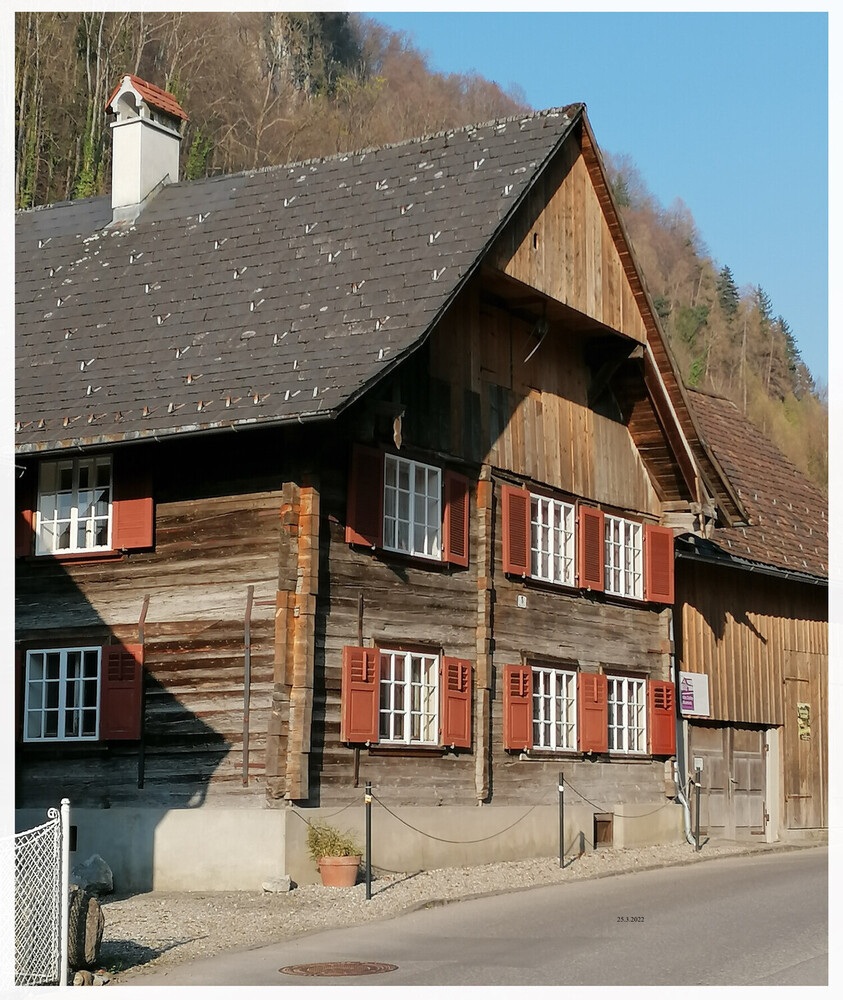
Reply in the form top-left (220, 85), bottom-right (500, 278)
top-left (363, 10), bottom-right (829, 388)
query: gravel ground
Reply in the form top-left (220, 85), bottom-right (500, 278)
top-left (100, 839), bottom-right (808, 984)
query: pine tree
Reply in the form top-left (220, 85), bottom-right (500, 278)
top-left (716, 265), bottom-right (739, 319)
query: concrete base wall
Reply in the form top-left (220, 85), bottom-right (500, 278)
top-left (16, 798), bottom-right (684, 891)
top-left (15, 806), bottom-right (287, 893)
top-left (284, 801), bottom-right (686, 885)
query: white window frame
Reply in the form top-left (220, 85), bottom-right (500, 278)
top-left (35, 455), bottom-right (113, 556)
top-left (383, 455), bottom-right (442, 561)
top-left (532, 666), bottom-right (577, 751)
top-left (604, 514), bottom-right (643, 600)
top-left (530, 495), bottom-right (576, 586)
top-left (23, 647), bottom-right (101, 743)
top-left (378, 648), bottom-right (440, 745)
top-left (607, 675), bottom-right (647, 754)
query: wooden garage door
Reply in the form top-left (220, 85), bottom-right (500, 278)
top-left (689, 723), bottom-right (766, 839)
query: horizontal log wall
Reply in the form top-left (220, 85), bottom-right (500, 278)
top-left (16, 432), bottom-right (283, 808)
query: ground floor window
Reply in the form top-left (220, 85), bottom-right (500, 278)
top-left (24, 647), bottom-right (101, 742)
top-left (532, 666), bottom-right (577, 751)
top-left (607, 675), bottom-right (646, 753)
top-left (378, 649), bottom-right (439, 745)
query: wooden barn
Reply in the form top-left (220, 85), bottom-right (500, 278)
top-left (15, 75), bottom-right (781, 889)
top-left (674, 391), bottom-right (828, 843)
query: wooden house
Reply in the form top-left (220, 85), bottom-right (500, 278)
top-left (674, 391), bottom-right (827, 843)
top-left (16, 76), bottom-right (748, 889)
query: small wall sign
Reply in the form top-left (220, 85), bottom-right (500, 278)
top-left (797, 702), bottom-right (811, 740)
top-left (679, 672), bottom-right (710, 717)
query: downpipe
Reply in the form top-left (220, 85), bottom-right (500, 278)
top-left (668, 609), bottom-right (695, 845)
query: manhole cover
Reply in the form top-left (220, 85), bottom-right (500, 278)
top-left (280, 961), bottom-right (398, 977)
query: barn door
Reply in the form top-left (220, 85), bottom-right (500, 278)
top-left (689, 723), bottom-right (766, 839)
top-left (783, 650), bottom-right (827, 830)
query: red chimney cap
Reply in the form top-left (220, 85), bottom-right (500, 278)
top-left (106, 74), bottom-right (188, 122)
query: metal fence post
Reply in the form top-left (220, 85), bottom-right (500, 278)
top-left (694, 767), bottom-right (701, 852)
top-left (59, 799), bottom-right (70, 988)
top-left (364, 782), bottom-right (372, 901)
top-left (558, 772), bottom-right (564, 868)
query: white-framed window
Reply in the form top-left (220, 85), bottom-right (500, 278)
top-left (532, 666), bottom-right (577, 751)
top-left (36, 456), bottom-right (112, 556)
top-left (607, 675), bottom-right (647, 754)
top-left (604, 515), bottom-right (643, 599)
top-left (530, 495), bottom-right (576, 586)
top-left (383, 455), bottom-right (442, 560)
top-left (24, 647), bottom-right (101, 742)
top-left (378, 649), bottom-right (439, 745)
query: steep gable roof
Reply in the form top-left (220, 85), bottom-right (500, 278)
top-left (16, 106), bottom-right (581, 454)
top-left (683, 390), bottom-right (827, 581)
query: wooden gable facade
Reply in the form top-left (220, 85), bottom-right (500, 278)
top-left (15, 95), bottom-right (735, 887)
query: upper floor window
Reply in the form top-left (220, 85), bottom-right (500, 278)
top-left (530, 495), bottom-right (576, 587)
top-left (604, 515), bottom-right (643, 600)
top-left (17, 451), bottom-right (154, 559)
top-left (345, 445), bottom-right (469, 567)
top-left (501, 484), bottom-right (674, 604)
top-left (383, 455), bottom-right (442, 560)
top-left (36, 457), bottom-right (112, 555)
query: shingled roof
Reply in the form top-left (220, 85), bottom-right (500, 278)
top-left (682, 390), bottom-right (827, 582)
top-left (15, 105), bottom-right (581, 455)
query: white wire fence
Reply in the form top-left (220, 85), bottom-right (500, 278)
top-left (0, 799), bottom-right (70, 988)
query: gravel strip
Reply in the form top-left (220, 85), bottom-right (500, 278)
top-left (102, 840), bottom-right (807, 984)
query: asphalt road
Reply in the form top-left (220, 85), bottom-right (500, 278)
top-left (127, 846), bottom-right (828, 987)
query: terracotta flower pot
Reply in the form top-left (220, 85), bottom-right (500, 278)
top-left (318, 855), bottom-right (361, 887)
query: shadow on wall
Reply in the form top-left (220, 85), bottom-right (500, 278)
top-left (15, 554), bottom-right (233, 892)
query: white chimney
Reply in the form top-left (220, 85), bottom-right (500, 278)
top-left (106, 75), bottom-right (187, 224)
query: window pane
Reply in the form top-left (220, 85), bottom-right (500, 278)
top-left (44, 710), bottom-right (59, 738)
top-left (45, 653), bottom-right (61, 681)
top-left (58, 465), bottom-right (73, 491)
top-left (27, 681), bottom-right (43, 710)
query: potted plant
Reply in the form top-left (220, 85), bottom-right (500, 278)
top-left (306, 822), bottom-right (363, 887)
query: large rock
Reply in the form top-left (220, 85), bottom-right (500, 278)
top-left (70, 855), bottom-right (113, 897)
top-left (262, 875), bottom-right (292, 893)
top-left (67, 889), bottom-right (105, 971)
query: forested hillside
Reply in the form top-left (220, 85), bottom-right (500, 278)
top-left (14, 11), bottom-right (827, 492)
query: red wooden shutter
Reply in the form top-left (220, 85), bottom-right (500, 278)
top-left (345, 445), bottom-right (384, 548)
top-left (441, 657), bottom-right (472, 748)
top-left (340, 646), bottom-right (380, 744)
top-left (502, 484), bottom-right (531, 576)
top-left (15, 469), bottom-right (35, 558)
top-left (649, 680), bottom-right (676, 755)
top-left (577, 672), bottom-right (608, 753)
top-left (443, 471), bottom-right (470, 567)
top-left (578, 506), bottom-right (605, 591)
top-left (112, 452), bottom-right (154, 550)
top-left (644, 524), bottom-right (674, 604)
top-left (503, 664), bottom-right (533, 750)
top-left (100, 644), bottom-right (143, 740)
